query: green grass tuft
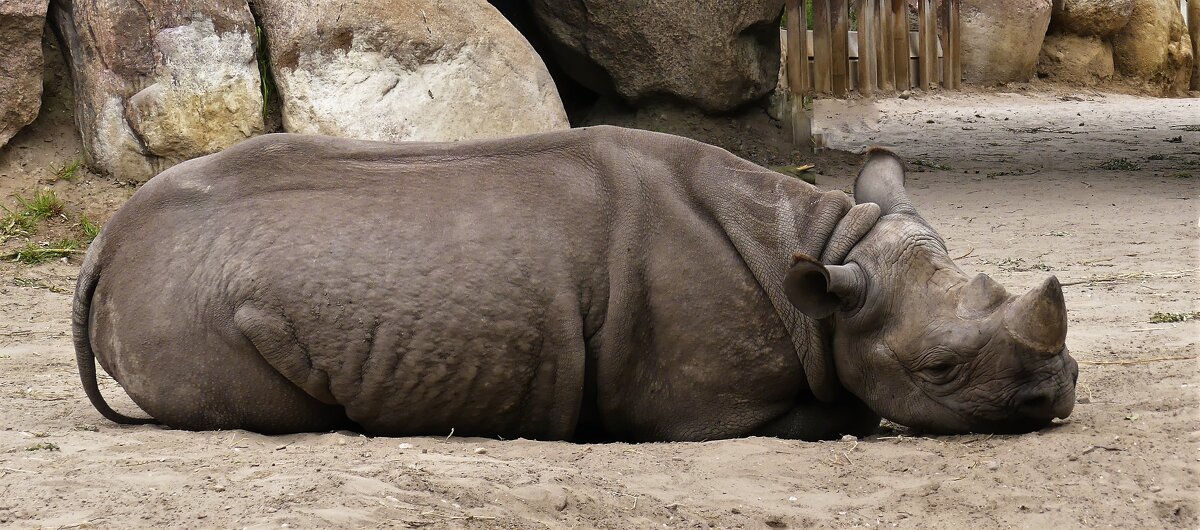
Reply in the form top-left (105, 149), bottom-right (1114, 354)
top-left (1149, 311), bottom-right (1199, 323)
top-left (80, 214), bottom-right (101, 243)
top-left (15, 189), bottom-right (65, 221)
top-left (52, 158), bottom-right (82, 182)
top-left (3, 238), bottom-right (81, 265)
top-left (1098, 158), bottom-right (1140, 171)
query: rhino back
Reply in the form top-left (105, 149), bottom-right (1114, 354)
top-left (89, 127), bottom-right (827, 440)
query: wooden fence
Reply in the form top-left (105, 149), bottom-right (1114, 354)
top-left (785, 0), bottom-right (961, 94)
top-left (784, 0), bottom-right (961, 147)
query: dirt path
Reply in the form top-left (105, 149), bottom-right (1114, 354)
top-left (1, 90), bottom-right (1197, 529)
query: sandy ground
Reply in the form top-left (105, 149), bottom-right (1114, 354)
top-left (1, 47), bottom-right (1198, 529)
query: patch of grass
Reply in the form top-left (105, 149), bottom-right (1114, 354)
top-left (1098, 158), bottom-right (1140, 171)
top-left (913, 159), bottom-right (952, 171)
top-left (1171, 124), bottom-right (1200, 132)
top-left (1, 189), bottom-right (68, 241)
top-left (12, 277), bottom-right (69, 293)
top-left (1172, 172), bottom-right (1194, 179)
top-left (15, 189), bottom-right (65, 221)
top-left (1147, 154), bottom-right (1167, 161)
top-left (1164, 135), bottom-right (1183, 143)
top-left (1149, 311), bottom-right (1199, 323)
top-left (3, 238), bottom-right (81, 265)
top-left (254, 24), bottom-right (279, 119)
top-left (0, 210), bottom-right (36, 240)
top-left (79, 214), bottom-right (101, 243)
top-left (25, 442), bottom-right (60, 452)
top-left (52, 158), bottom-right (82, 182)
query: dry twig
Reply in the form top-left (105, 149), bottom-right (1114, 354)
top-left (1079, 356), bottom-right (1196, 366)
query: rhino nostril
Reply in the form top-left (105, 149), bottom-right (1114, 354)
top-left (1016, 392), bottom-right (1056, 418)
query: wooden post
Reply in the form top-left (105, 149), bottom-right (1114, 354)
top-left (786, 0), bottom-right (813, 150)
top-left (857, 1), bottom-right (876, 94)
top-left (940, 0), bottom-right (961, 88)
top-left (813, 0), bottom-right (833, 94)
top-left (877, 0), bottom-right (895, 92)
top-left (786, 0), bottom-right (810, 94)
top-left (789, 95), bottom-right (813, 151)
top-left (891, 0), bottom-right (910, 91)
top-left (830, 0), bottom-right (850, 96)
top-left (918, 0), bottom-right (937, 90)
top-left (1189, 0), bottom-right (1199, 90)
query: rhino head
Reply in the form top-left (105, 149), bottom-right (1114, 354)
top-left (785, 149), bottom-right (1078, 434)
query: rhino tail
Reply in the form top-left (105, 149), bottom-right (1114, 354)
top-left (72, 238), bottom-right (158, 426)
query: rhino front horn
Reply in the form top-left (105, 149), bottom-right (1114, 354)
top-left (1004, 276), bottom-right (1068, 353)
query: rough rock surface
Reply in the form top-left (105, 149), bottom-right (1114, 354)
top-left (1050, 0), bottom-right (1135, 38)
top-left (255, 0), bottom-right (567, 143)
top-left (530, 0), bottom-right (786, 113)
top-left (961, 0), bottom-right (1054, 85)
top-left (1111, 0), bottom-right (1194, 96)
top-left (0, 0), bottom-right (49, 149)
top-left (49, 0), bottom-right (263, 181)
top-left (1037, 33), bottom-right (1115, 84)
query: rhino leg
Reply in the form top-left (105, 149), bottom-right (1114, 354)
top-left (89, 286), bottom-right (351, 433)
top-left (752, 397), bottom-right (880, 441)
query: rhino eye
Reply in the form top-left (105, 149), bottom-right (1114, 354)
top-left (922, 362), bottom-right (959, 383)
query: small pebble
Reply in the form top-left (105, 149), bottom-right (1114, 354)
top-left (841, 434), bottom-right (857, 442)
top-left (985, 461), bottom-right (1000, 471)
top-left (213, 485), bottom-right (225, 492)
top-left (473, 447), bottom-right (487, 455)
top-left (1149, 485), bottom-right (1163, 493)
top-left (397, 443), bottom-right (413, 449)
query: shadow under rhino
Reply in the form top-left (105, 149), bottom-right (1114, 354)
top-left (72, 126), bottom-right (1078, 442)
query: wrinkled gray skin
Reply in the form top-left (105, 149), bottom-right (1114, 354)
top-left (73, 126), bottom-right (1077, 441)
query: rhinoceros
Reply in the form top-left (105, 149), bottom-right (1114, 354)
top-left (73, 126), bottom-right (1078, 441)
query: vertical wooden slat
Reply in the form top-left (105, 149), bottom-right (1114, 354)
top-left (891, 0), bottom-right (909, 90)
top-left (918, 0), bottom-right (937, 89)
top-left (856, 1), bottom-right (872, 94)
top-left (829, 0), bottom-right (849, 96)
top-left (940, 0), bottom-right (961, 88)
top-left (812, 0), bottom-right (833, 94)
top-left (877, 0), bottom-right (894, 92)
top-left (786, 0), bottom-right (810, 94)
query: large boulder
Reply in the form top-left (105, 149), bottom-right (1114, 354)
top-left (49, 0), bottom-right (264, 181)
top-left (0, 0), bottom-right (48, 149)
top-left (1037, 33), bottom-right (1115, 84)
top-left (1112, 0), bottom-right (1193, 96)
top-left (961, 0), bottom-right (1054, 85)
top-left (254, 0), bottom-right (568, 142)
top-left (529, 0), bottom-right (786, 113)
top-left (1049, 0), bottom-right (1135, 38)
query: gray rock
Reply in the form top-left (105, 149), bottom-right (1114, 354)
top-left (530, 0), bottom-right (786, 113)
top-left (1112, 0), bottom-right (1194, 96)
top-left (1050, 0), bottom-right (1135, 38)
top-left (254, 0), bottom-right (567, 143)
top-left (0, 0), bottom-right (49, 149)
top-left (961, 0), bottom-right (1054, 85)
top-left (49, 0), bottom-right (264, 181)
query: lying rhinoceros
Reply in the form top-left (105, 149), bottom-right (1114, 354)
top-left (73, 126), bottom-right (1077, 441)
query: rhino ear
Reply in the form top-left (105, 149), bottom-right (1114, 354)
top-left (854, 148), bottom-right (918, 217)
top-left (784, 254), bottom-right (863, 319)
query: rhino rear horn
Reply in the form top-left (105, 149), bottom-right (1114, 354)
top-left (853, 148), bottom-right (918, 217)
top-left (1004, 276), bottom-right (1068, 354)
